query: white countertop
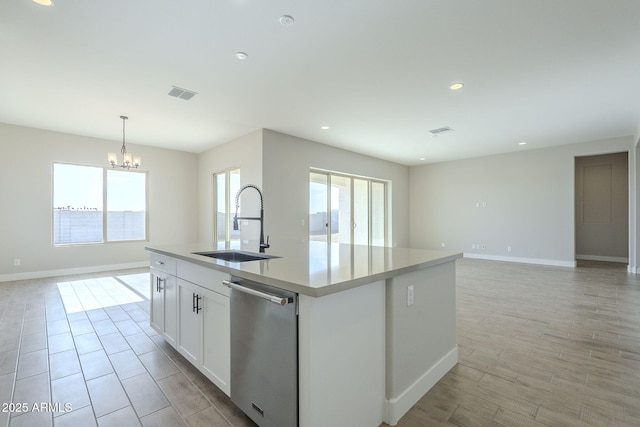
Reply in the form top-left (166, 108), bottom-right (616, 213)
top-left (146, 240), bottom-right (462, 297)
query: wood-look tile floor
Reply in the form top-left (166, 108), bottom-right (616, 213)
top-left (0, 268), bottom-right (255, 427)
top-left (389, 259), bottom-right (640, 427)
top-left (1, 259), bottom-right (639, 426)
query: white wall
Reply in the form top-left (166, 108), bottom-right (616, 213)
top-left (197, 130), bottom-right (263, 244)
top-left (410, 136), bottom-right (635, 267)
top-left (0, 123), bottom-right (198, 280)
top-left (261, 130), bottom-right (410, 248)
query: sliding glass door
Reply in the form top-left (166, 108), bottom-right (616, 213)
top-left (309, 170), bottom-right (387, 246)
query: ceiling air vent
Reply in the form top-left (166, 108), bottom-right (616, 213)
top-left (168, 86), bottom-right (197, 101)
top-left (429, 126), bottom-right (454, 136)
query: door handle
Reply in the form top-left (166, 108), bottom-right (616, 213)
top-left (223, 280), bottom-right (292, 306)
top-left (192, 292), bottom-right (202, 314)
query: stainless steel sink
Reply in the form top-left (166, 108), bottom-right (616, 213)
top-left (192, 250), bottom-right (279, 262)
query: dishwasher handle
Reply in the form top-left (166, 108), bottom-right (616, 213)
top-left (223, 280), bottom-right (292, 306)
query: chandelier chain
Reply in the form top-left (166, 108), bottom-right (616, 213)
top-left (121, 115), bottom-right (128, 155)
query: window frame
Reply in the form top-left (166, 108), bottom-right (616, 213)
top-left (52, 162), bottom-right (149, 246)
top-left (309, 168), bottom-right (389, 246)
top-left (212, 167), bottom-right (241, 247)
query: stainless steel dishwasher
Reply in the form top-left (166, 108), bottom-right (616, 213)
top-left (224, 276), bottom-right (298, 427)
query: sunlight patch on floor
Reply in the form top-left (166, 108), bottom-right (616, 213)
top-left (56, 276), bottom-right (144, 314)
top-left (117, 273), bottom-right (150, 299)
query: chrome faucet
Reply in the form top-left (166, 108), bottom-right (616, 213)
top-left (233, 184), bottom-right (270, 253)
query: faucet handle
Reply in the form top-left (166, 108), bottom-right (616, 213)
top-left (261, 235), bottom-right (270, 249)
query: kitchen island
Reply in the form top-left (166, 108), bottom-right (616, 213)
top-left (146, 241), bottom-right (461, 426)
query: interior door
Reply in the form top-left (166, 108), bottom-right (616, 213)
top-left (575, 152), bottom-right (628, 262)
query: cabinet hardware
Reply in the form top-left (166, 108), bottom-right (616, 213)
top-left (155, 277), bottom-right (165, 292)
top-left (192, 292), bottom-right (202, 314)
top-left (196, 294), bottom-right (202, 313)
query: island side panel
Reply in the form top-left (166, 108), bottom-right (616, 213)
top-left (385, 260), bottom-right (458, 425)
top-left (298, 280), bottom-right (385, 427)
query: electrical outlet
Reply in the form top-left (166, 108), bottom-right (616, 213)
top-left (441, 242), bottom-right (445, 248)
top-left (13, 259), bottom-right (20, 267)
top-left (507, 246), bottom-right (512, 253)
top-left (407, 285), bottom-right (414, 307)
top-left (481, 244), bottom-right (486, 250)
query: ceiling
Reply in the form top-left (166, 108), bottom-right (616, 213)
top-left (2, 0), bottom-right (640, 166)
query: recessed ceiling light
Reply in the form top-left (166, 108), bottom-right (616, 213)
top-left (235, 52), bottom-right (248, 60)
top-left (449, 83), bottom-right (464, 91)
top-left (279, 15), bottom-right (295, 27)
top-left (518, 141), bottom-right (527, 146)
top-left (320, 126), bottom-right (330, 130)
top-left (32, 0), bottom-right (53, 5)
top-left (419, 157), bottom-right (426, 161)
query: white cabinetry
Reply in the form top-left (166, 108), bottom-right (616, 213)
top-left (176, 261), bottom-right (231, 395)
top-left (177, 279), bottom-right (201, 364)
top-left (150, 254), bottom-right (177, 348)
top-left (200, 286), bottom-right (230, 392)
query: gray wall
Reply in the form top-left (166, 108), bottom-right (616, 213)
top-left (409, 136), bottom-right (634, 267)
top-left (197, 130), bottom-right (263, 245)
top-left (262, 130), bottom-right (410, 248)
top-left (5, 121), bottom-right (638, 278)
top-left (0, 123), bottom-right (199, 280)
top-left (197, 129), bottom-right (410, 249)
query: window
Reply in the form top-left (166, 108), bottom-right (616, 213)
top-left (106, 170), bottom-right (147, 241)
top-left (53, 163), bottom-right (147, 245)
top-left (309, 170), bottom-right (388, 246)
top-left (213, 168), bottom-right (241, 245)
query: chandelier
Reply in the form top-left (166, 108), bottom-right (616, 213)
top-left (108, 115), bottom-right (141, 169)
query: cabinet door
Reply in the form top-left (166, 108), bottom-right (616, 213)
top-left (150, 270), bottom-right (164, 335)
top-left (177, 279), bottom-right (201, 365)
top-left (201, 287), bottom-right (230, 395)
top-left (163, 274), bottom-right (177, 348)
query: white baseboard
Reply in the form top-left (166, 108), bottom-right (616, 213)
top-left (0, 262), bottom-right (149, 283)
top-left (385, 346), bottom-right (458, 426)
top-left (463, 253), bottom-right (577, 268)
top-left (575, 254), bottom-right (629, 263)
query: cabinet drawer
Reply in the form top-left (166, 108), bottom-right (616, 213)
top-left (177, 260), bottom-right (230, 296)
top-left (150, 253), bottom-right (177, 276)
